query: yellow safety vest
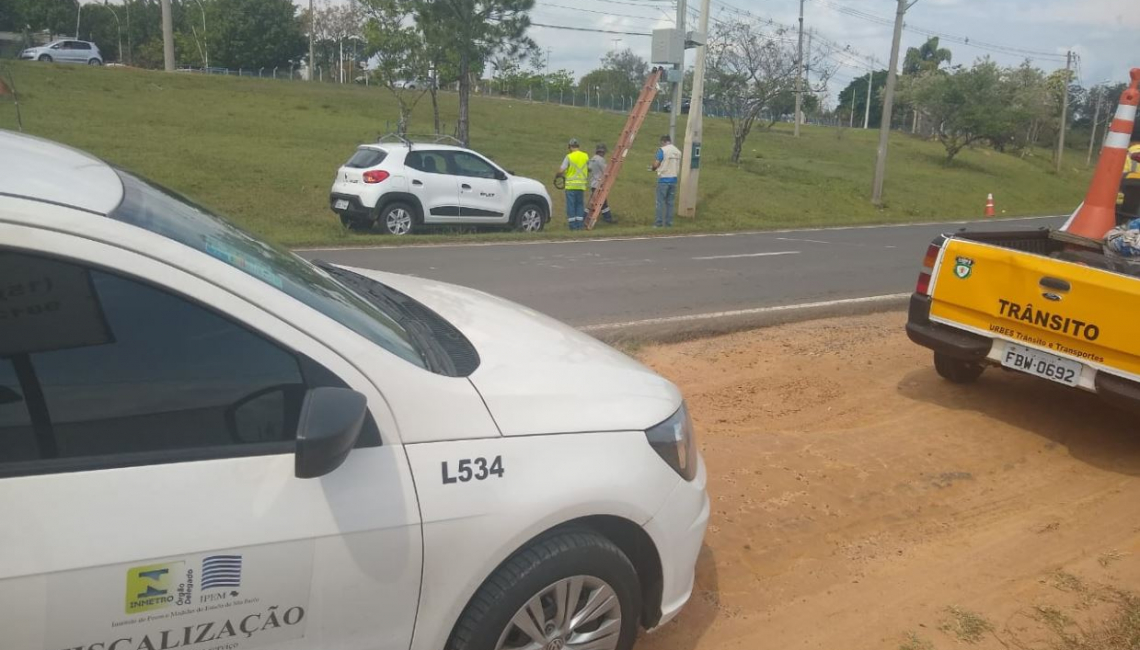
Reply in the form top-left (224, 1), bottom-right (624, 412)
top-left (563, 150), bottom-right (590, 191)
top-left (1125, 143), bottom-right (1140, 180)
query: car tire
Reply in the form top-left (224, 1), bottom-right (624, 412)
top-left (514, 202), bottom-right (547, 233)
top-left (38, 54), bottom-right (52, 63)
top-left (446, 528), bottom-right (641, 650)
top-left (88, 58), bottom-right (102, 66)
top-left (339, 214), bottom-right (372, 232)
top-left (379, 202), bottom-right (416, 236)
top-left (933, 352), bottom-right (985, 384)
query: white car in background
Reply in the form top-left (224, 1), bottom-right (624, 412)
top-left (19, 39), bottom-right (103, 65)
top-left (330, 138), bottom-right (553, 235)
top-left (0, 131), bottom-right (708, 650)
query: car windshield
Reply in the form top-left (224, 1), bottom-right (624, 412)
top-left (108, 170), bottom-right (427, 369)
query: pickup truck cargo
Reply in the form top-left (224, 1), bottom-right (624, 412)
top-left (906, 228), bottom-right (1140, 411)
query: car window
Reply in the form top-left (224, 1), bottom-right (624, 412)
top-left (405, 150), bottom-right (449, 175)
top-left (345, 148), bottom-right (387, 169)
top-left (448, 152), bottom-right (500, 179)
top-left (76, 42), bottom-right (92, 50)
top-left (109, 170), bottom-right (427, 370)
top-left (0, 250), bottom-right (311, 474)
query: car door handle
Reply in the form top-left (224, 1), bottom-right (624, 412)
top-left (1039, 276), bottom-right (1071, 292)
top-left (461, 183), bottom-right (472, 190)
top-left (412, 180), bottom-right (423, 186)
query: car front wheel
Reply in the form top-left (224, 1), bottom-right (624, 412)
top-left (446, 529), bottom-right (641, 650)
top-left (515, 202), bottom-right (547, 233)
top-left (38, 54), bottom-right (52, 62)
top-left (379, 202), bottom-right (415, 236)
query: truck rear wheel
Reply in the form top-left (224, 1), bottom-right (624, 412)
top-left (934, 352), bottom-right (985, 384)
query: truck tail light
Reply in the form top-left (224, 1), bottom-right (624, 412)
top-left (363, 170), bottom-right (390, 184)
top-left (916, 243), bottom-right (940, 296)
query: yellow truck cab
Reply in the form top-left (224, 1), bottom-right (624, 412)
top-left (906, 228), bottom-right (1140, 411)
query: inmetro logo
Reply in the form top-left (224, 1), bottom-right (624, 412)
top-left (125, 562), bottom-right (183, 614)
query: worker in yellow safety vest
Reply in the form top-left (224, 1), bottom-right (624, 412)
top-left (556, 139), bottom-right (590, 230)
top-left (1121, 122), bottom-right (1140, 218)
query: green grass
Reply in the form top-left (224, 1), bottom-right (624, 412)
top-left (0, 61), bottom-right (1094, 247)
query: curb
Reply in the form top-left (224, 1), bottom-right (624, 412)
top-left (581, 293), bottom-right (911, 345)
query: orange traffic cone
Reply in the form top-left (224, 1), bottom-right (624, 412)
top-left (1062, 68), bottom-right (1140, 239)
top-left (985, 193), bottom-right (995, 218)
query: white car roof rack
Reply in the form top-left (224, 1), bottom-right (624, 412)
top-left (374, 133), bottom-right (466, 149)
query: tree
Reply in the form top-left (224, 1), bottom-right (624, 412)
top-left (837, 70), bottom-right (889, 128)
top-left (210, 0), bottom-right (306, 69)
top-left (360, 0), bottom-right (430, 135)
top-left (577, 48), bottom-right (649, 106)
top-left (903, 37), bottom-right (952, 75)
top-left (415, 0), bottom-right (534, 145)
top-left (707, 19), bottom-right (822, 163)
top-left (301, 0), bottom-right (365, 81)
top-left (902, 58), bottom-right (1012, 162)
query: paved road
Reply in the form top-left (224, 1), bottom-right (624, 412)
top-left (299, 216), bottom-right (1066, 339)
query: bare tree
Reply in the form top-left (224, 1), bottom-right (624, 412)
top-left (705, 19), bottom-right (833, 163)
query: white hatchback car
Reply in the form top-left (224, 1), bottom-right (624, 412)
top-left (19, 39), bottom-right (104, 65)
top-left (0, 131), bottom-right (708, 650)
top-left (330, 139), bottom-right (553, 235)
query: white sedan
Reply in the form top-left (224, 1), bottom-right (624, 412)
top-left (0, 131), bottom-right (708, 650)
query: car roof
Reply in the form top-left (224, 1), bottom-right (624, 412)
top-left (360, 143), bottom-right (470, 153)
top-left (0, 130), bottom-right (123, 214)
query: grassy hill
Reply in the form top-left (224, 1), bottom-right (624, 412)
top-left (0, 62), bottom-right (1093, 246)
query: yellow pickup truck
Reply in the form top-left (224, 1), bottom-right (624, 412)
top-left (906, 228), bottom-right (1140, 411)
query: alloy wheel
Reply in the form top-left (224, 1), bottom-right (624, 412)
top-left (494, 575), bottom-right (622, 650)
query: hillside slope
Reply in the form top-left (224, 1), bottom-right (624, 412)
top-left (0, 63), bottom-right (1092, 246)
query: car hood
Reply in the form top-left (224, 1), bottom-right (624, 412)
top-left (341, 266), bottom-right (681, 436)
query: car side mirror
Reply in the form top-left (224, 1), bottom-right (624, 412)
top-left (295, 387), bottom-right (369, 479)
top-left (495, 170), bottom-right (508, 181)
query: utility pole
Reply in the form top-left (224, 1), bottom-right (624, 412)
top-left (308, 0), bottom-right (315, 81)
top-left (871, 0), bottom-right (910, 206)
top-left (1055, 50), bottom-right (1073, 174)
top-left (75, 1), bottom-right (81, 38)
top-left (160, 0), bottom-right (174, 71)
top-left (849, 86), bottom-right (855, 127)
top-left (793, 0), bottom-right (804, 137)
top-left (679, 0), bottom-right (711, 217)
top-left (863, 69), bottom-right (873, 129)
top-left (1085, 88), bottom-right (1103, 169)
top-left (669, 0), bottom-right (686, 144)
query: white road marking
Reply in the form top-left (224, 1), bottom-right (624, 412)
top-left (579, 293), bottom-right (910, 332)
top-left (295, 215), bottom-right (1067, 252)
top-left (692, 251), bottom-right (800, 260)
top-left (774, 236), bottom-right (831, 244)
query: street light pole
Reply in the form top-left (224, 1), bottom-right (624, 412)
top-left (308, 0), bottom-right (315, 81)
top-left (871, 0), bottom-right (910, 206)
top-left (793, 0), bottom-right (804, 137)
top-left (75, 1), bottom-right (81, 38)
top-left (160, 0), bottom-right (175, 71)
top-left (96, 4), bottom-right (123, 65)
top-left (191, 0), bottom-right (208, 69)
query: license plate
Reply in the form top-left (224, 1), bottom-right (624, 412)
top-left (334, 199), bottom-right (349, 210)
top-left (1000, 343), bottom-right (1082, 387)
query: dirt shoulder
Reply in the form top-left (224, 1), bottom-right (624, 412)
top-left (637, 311), bottom-right (1140, 650)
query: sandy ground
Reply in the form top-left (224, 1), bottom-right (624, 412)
top-left (634, 311), bottom-right (1140, 650)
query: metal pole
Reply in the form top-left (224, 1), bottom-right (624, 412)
top-left (160, 0), bottom-right (174, 71)
top-left (863, 69), bottom-right (873, 129)
top-left (849, 85), bottom-right (855, 128)
top-left (308, 0), bottom-right (315, 81)
top-left (669, 0), bottom-right (687, 144)
top-left (190, 0), bottom-right (208, 69)
top-left (75, 1), bottom-right (81, 38)
top-left (1055, 50), bottom-right (1073, 173)
top-left (1087, 89), bottom-right (1102, 167)
top-left (679, 0), bottom-right (711, 217)
top-left (871, 0), bottom-right (907, 206)
top-left (793, 0), bottom-right (804, 137)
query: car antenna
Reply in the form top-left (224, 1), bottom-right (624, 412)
top-left (0, 64), bottom-right (23, 132)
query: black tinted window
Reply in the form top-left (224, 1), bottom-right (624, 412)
top-left (345, 148), bottom-right (387, 169)
top-left (76, 42), bottom-right (92, 50)
top-left (0, 251), bottom-right (306, 472)
top-left (449, 152), bottom-right (499, 179)
top-left (405, 151), bottom-right (448, 174)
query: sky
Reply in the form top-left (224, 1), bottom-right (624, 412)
top-left (524, 0), bottom-right (1138, 104)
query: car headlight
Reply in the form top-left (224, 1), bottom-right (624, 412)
top-left (645, 403), bottom-right (698, 481)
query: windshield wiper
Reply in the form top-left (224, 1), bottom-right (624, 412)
top-left (314, 261), bottom-right (457, 375)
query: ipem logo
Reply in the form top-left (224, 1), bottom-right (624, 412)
top-left (125, 562), bottom-right (184, 614)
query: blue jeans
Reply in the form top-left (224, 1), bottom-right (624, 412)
top-left (655, 182), bottom-right (677, 227)
top-left (565, 190), bottom-right (585, 230)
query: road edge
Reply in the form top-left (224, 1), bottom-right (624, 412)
top-left (582, 293), bottom-right (911, 345)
